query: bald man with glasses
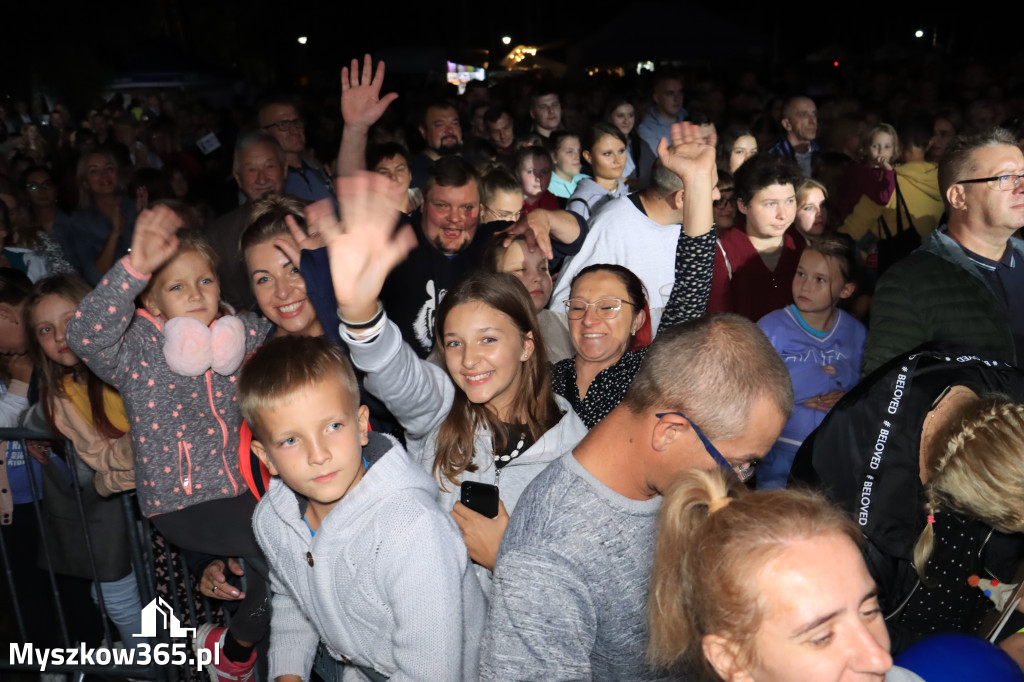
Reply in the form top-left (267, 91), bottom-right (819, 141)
top-left (258, 99), bottom-right (335, 202)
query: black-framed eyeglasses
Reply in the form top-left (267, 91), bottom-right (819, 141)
top-left (956, 174), bottom-right (1024, 191)
top-left (25, 181), bottom-right (54, 192)
top-left (563, 297), bottom-right (635, 320)
top-left (713, 194), bottom-right (734, 208)
top-left (263, 118), bottom-right (304, 132)
top-left (654, 411), bottom-right (757, 483)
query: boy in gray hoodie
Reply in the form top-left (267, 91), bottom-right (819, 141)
top-left (239, 335), bottom-right (484, 682)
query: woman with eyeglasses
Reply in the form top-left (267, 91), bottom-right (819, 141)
top-left (21, 166), bottom-right (64, 235)
top-left (5, 166), bottom-right (75, 280)
top-left (550, 257), bottom-right (712, 429)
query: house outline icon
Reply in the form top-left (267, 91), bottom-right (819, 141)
top-left (134, 597), bottom-right (197, 638)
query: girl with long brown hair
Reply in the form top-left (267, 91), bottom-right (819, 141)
top-left (24, 274), bottom-right (145, 651)
top-left (317, 172), bottom-right (587, 587)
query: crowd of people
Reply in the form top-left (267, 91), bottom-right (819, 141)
top-left (2, 50), bottom-right (1024, 682)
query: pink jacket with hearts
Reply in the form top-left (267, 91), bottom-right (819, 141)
top-left (66, 256), bottom-right (271, 517)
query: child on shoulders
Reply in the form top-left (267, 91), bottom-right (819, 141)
top-left (240, 335), bottom-right (484, 682)
top-left (757, 236), bottom-right (866, 489)
top-left (66, 205), bottom-right (273, 680)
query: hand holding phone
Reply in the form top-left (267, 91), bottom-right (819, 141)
top-left (460, 481), bottom-right (499, 519)
top-left (452, 483), bottom-right (508, 570)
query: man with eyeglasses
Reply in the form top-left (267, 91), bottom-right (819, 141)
top-left (258, 99), bottom-right (335, 202)
top-left (864, 128), bottom-right (1024, 374)
top-left (481, 314), bottom-right (792, 681)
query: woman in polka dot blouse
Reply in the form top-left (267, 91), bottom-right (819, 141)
top-left (789, 350), bottom-right (1024, 658)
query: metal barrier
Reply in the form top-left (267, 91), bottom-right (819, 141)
top-left (1, 428), bottom-right (387, 682)
top-left (0, 427), bottom-right (227, 682)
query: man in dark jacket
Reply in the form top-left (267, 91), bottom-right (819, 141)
top-left (863, 128), bottom-right (1024, 374)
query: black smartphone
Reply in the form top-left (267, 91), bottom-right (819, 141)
top-left (460, 481), bottom-right (499, 519)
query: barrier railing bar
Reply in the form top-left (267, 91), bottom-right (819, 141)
top-left (65, 443), bottom-right (115, 649)
top-left (21, 437), bottom-right (71, 647)
top-left (0, 520), bottom-right (26, 640)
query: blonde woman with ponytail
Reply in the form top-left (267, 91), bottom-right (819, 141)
top-left (790, 349), bottom-right (1024, 665)
top-left (913, 392), bottom-right (1024, 579)
top-left (648, 468), bottom-right (922, 681)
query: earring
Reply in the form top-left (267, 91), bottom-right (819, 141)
top-left (522, 353), bottom-right (529, 360)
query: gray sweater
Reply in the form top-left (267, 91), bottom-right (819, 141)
top-left (253, 433), bottom-right (485, 682)
top-left (566, 177), bottom-right (628, 222)
top-left (480, 453), bottom-right (672, 682)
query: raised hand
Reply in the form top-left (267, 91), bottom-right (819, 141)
top-left (657, 121), bottom-right (718, 182)
top-left (298, 173), bottom-right (416, 324)
top-left (340, 54), bottom-right (399, 132)
top-left (277, 211), bottom-right (326, 261)
top-left (128, 204), bottom-right (183, 276)
top-left (659, 122), bottom-right (718, 237)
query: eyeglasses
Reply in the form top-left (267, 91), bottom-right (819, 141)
top-left (563, 298), bottom-right (634, 320)
top-left (484, 205), bottom-right (521, 222)
top-left (956, 173), bottom-right (1024, 191)
top-left (25, 181), bottom-right (54, 192)
top-left (713, 194), bottom-right (734, 208)
top-left (263, 118), bottom-right (304, 133)
top-left (655, 411), bottom-right (757, 483)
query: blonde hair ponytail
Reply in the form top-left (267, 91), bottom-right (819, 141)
top-left (912, 487), bottom-right (941, 581)
top-left (914, 394), bottom-right (1024, 581)
top-left (647, 470), bottom-right (859, 677)
top-left (647, 469), bottom-right (735, 671)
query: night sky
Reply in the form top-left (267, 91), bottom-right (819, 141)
top-left (2, 2), bottom-right (1019, 110)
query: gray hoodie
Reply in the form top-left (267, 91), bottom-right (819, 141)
top-left (253, 432), bottom-right (484, 682)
